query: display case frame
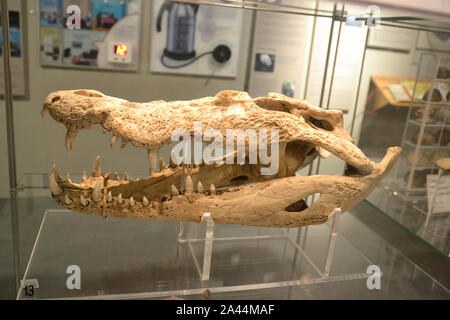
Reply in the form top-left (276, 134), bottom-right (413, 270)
top-left (2, 0), bottom-right (450, 298)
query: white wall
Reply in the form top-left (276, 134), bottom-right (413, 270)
top-left (0, 0), bottom-right (252, 198)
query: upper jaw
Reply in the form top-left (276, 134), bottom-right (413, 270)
top-left (42, 89), bottom-right (373, 175)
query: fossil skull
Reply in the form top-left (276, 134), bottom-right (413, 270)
top-left (42, 89), bottom-right (401, 227)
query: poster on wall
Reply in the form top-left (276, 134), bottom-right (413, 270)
top-left (248, 0), bottom-right (315, 99)
top-left (0, 1), bottom-right (26, 97)
top-left (150, 0), bottom-right (243, 78)
top-left (39, 0), bottom-right (141, 71)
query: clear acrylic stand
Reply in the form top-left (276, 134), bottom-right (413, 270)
top-left (178, 208), bottom-right (347, 282)
top-left (16, 207), bottom-right (378, 299)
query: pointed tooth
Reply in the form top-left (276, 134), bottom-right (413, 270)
top-left (66, 172), bottom-right (72, 183)
top-left (124, 173), bottom-right (129, 181)
top-left (185, 175), bottom-right (193, 193)
top-left (52, 164), bottom-right (61, 181)
top-left (210, 184), bottom-right (216, 195)
top-left (121, 139), bottom-right (128, 150)
top-left (65, 129), bottom-right (78, 152)
top-left (118, 193), bottom-right (124, 204)
top-left (49, 172), bottom-right (63, 195)
top-left (129, 197), bottom-right (135, 207)
top-left (110, 135), bottom-right (118, 148)
top-left (41, 105), bottom-right (48, 118)
top-left (80, 195), bottom-right (88, 206)
top-left (65, 195), bottom-right (72, 205)
top-left (197, 181), bottom-right (203, 193)
top-left (159, 157), bottom-right (167, 170)
top-left (82, 170), bottom-right (87, 182)
top-left (170, 185), bottom-right (179, 197)
top-left (143, 196), bottom-right (149, 207)
top-left (107, 191), bottom-right (113, 203)
top-left (114, 172), bottom-right (120, 181)
top-left (92, 156), bottom-right (101, 177)
top-left (147, 149), bottom-right (158, 175)
top-left (92, 181), bottom-right (103, 202)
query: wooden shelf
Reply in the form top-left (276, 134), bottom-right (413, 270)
top-left (370, 75), bottom-right (449, 112)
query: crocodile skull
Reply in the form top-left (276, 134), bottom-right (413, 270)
top-left (42, 89), bottom-right (401, 228)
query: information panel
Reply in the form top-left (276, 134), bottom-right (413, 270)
top-left (39, 0), bottom-right (141, 71)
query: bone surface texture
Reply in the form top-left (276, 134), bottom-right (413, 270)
top-left (42, 89), bottom-right (401, 228)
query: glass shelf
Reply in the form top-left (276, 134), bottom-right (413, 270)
top-left (2, 177), bottom-right (448, 299)
top-left (16, 209), bottom-right (374, 300)
top-left (408, 120), bottom-right (450, 128)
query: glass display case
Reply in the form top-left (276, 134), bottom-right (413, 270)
top-left (0, 0), bottom-right (449, 300)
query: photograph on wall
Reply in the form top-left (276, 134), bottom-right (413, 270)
top-left (0, 11), bottom-right (21, 57)
top-left (62, 29), bottom-right (105, 67)
top-left (281, 80), bottom-right (295, 97)
top-left (63, 0), bottom-right (93, 29)
top-left (40, 27), bottom-right (62, 64)
top-left (40, 0), bottom-right (63, 27)
top-left (39, 0), bottom-right (141, 71)
top-left (0, 6), bottom-right (26, 97)
top-left (92, 0), bottom-right (127, 31)
top-left (254, 53), bottom-right (276, 72)
top-left (150, 0), bottom-right (243, 77)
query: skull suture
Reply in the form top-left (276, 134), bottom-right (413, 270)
top-left (42, 90), bottom-right (401, 228)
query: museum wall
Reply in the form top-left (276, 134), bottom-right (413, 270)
top-left (0, 1), bottom-right (435, 198)
top-left (0, 0), bottom-right (253, 198)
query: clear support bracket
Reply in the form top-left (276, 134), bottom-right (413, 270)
top-left (200, 212), bottom-right (214, 281)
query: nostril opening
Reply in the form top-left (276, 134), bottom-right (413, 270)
top-left (51, 96), bottom-right (60, 103)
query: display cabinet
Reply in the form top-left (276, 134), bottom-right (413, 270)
top-left (1, 0), bottom-right (449, 299)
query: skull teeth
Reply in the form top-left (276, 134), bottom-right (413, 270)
top-left (129, 197), bottom-right (135, 207)
top-left (185, 175), bottom-right (193, 193)
top-left (148, 149), bottom-right (158, 175)
top-left (143, 196), bottom-right (149, 207)
top-left (93, 181), bottom-right (103, 202)
top-left (92, 156), bottom-right (101, 177)
top-left (49, 171), bottom-right (63, 195)
top-left (118, 193), bottom-right (123, 204)
top-left (65, 195), bottom-right (72, 205)
top-left (210, 184), bottom-right (216, 195)
top-left (110, 135), bottom-right (118, 148)
top-left (159, 157), bottom-right (167, 170)
top-left (107, 191), bottom-right (113, 203)
top-left (80, 195), bottom-right (88, 206)
top-left (197, 181), bottom-right (203, 193)
top-left (170, 185), bottom-right (179, 196)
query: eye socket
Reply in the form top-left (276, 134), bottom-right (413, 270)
top-left (51, 96), bottom-right (60, 103)
top-left (230, 175), bottom-right (249, 184)
top-left (309, 117), bottom-right (333, 131)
